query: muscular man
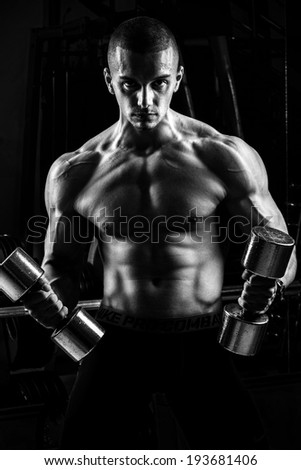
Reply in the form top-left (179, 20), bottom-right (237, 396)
top-left (24, 17), bottom-right (296, 449)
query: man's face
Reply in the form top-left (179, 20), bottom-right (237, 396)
top-left (104, 46), bottom-right (183, 131)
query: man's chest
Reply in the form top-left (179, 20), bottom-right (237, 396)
top-left (76, 150), bottom-right (226, 228)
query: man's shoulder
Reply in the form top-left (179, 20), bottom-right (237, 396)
top-left (45, 125), bottom-right (117, 210)
top-left (175, 112), bottom-right (221, 141)
top-left (198, 131), bottom-right (262, 171)
top-left (182, 123), bottom-right (268, 196)
top-left (47, 125), bottom-right (116, 180)
top-left (47, 150), bottom-right (100, 183)
top-left (175, 113), bottom-right (249, 157)
top-left (78, 124), bottom-right (116, 153)
top-left (45, 149), bottom-right (101, 212)
top-left (174, 112), bottom-right (263, 166)
top-left (206, 134), bottom-right (268, 196)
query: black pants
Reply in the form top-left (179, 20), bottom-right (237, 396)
top-left (60, 326), bottom-right (266, 450)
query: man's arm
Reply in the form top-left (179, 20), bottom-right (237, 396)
top-left (220, 136), bottom-right (297, 289)
top-left (23, 155), bottom-right (93, 328)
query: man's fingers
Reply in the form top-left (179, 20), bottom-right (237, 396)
top-left (241, 270), bottom-right (277, 287)
top-left (238, 273), bottom-right (278, 314)
top-left (23, 288), bottom-right (68, 329)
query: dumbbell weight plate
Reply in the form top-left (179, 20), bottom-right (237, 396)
top-left (242, 226), bottom-right (294, 279)
top-left (218, 303), bottom-right (269, 356)
top-left (51, 307), bottom-right (105, 362)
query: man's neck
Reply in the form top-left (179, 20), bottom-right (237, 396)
top-left (113, 109), bottom-right (181, 154)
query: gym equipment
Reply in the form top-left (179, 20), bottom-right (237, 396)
top-left (218, 226), bottom-right (295, 356)
top-left (0, 247), bottom-right (105, 362)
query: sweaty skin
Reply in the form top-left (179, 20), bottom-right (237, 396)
top-left (27, 46), bottom-right (297, 326)
top-left (42, 114), bottom-right (296, 320)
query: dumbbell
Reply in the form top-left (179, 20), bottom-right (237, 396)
top-left (0, 247), bottom-right (105, 362)
top-left (217, 226), bottom-right (295, 356)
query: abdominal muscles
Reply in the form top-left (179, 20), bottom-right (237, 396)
top-left (101, 235), bottom-right (224, 317)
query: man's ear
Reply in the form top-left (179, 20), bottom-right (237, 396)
top-left (103, 67), bottom-right (114, 94)
top-left (174, 65), bottom-right (184, 93)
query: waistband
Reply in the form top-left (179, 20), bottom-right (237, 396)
top-left (96, 304), bottom-right (222, 334)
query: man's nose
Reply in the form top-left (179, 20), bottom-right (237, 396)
top-left (137, 85), bottom-right (153, 108)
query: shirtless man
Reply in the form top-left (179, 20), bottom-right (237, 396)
top-left (24, 17), bottom-right (296, 449)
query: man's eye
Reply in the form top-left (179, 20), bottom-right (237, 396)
top-left (153, 80), bottom-right (167, 89)
top-left (122, 81), bottom-right (137, 89)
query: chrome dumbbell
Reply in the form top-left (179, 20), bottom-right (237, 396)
top-left (217, 226), bottom-right (295, 356)
top-left (0, 247), bottom-right (105, 362)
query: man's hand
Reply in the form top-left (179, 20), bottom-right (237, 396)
top-left (23, 277), bottom-right (68, 329)
top-left (237, 269), bottom-right (278, 314)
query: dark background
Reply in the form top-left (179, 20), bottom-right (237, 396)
top-left (0, 0), bottom-right (300, 240)
top-left (0, 0), bottom-right (301, 450)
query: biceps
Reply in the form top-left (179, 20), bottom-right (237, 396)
top-left (42, 213), bottom-right (93, 272)
top-left (226, 191), bottom-right (288, 234)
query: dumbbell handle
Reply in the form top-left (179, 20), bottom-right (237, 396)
top-left (0, 247), bottom-right (105, 362)
top-left (235, 225), bottom-right (293, 322)
top-left (236, 269), bottom-right (279, 320)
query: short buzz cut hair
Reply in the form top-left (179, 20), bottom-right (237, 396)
top-left (107, 16), bottom-right (180, 69)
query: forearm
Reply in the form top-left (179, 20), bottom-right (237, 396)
top-left (22, 261), bottom-right (81, 329)
top-left (279, 246), bottom-right (298, 289)
top-left (42, 260), bottom-right (82, 313)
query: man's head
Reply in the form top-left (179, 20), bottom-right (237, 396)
top-left (104, 16), bottom-right (184, 131)
top-left (107, 16), bottom-right (180, 71)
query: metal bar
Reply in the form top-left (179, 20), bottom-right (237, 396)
top-left (259, 14), bottom-right (285, 34)
top-left (64, 37), bottom-right (69, 152)
top-left (178, 49), bottom-right (195, 119)
top-left (20, 29), bottom-right (43, 233)
top-left (209, 35), bottom-right (244, 138)
top-left (1, 280), bottom-right (300, 319)
top-left (51, 69), bottom-right (56, 161)
top-left (65, 69), bottom-right (69, 151)
top-left (0, 299), bottom-right (102, 318)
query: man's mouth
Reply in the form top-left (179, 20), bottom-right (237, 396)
top-left (132, 112), bottom-right (156, 117)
